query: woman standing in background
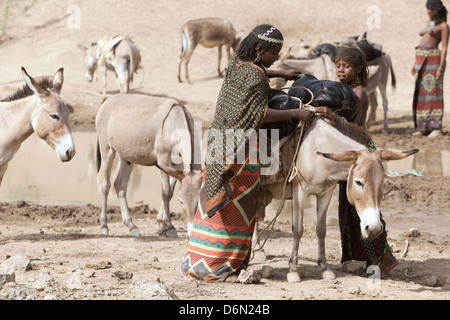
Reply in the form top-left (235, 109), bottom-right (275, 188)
top-left (412, 0), bottom-right (449, 137)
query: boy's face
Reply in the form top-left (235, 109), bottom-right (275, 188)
top-left (335, 59), bottom-right (358, 84)
top-left (259, 46), bottom-right (282, 68)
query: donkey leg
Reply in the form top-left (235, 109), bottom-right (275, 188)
top-left (0, 162), bottom-right (9, 187)
top-left (251, 192), bottom-right (272, 261)
top-left (157, 172), bottom-right (178, 237)
top-left (379, 85), bottom-right (389, 130)
top-left (288, 182), bottom-right (305, 283)
top-left (178, 32), bottom-right (191, 82)
top-left (226, 45), bottom-right (232, 61)
top-left (217, 45), bottom-right (223, 76)
top-left (101, 68), bottom-right (108, 102)
top-left (251, 221), bottom-right (260, 251)
top-left (177, 56), bottom-right (184, 83)
top-left (183, 42), bottom-right (197, 82)
top-left (366, 92), bottom-right (378, 129)
top-left (115, 59), bottom-right (129, 93)
top-left (114, 156), bottom-right (140, 237)
top-left (251, 221), bottom-right (267, 261)
top-left (316, 189), bottom-right (336, 280)
top-left (99, 147), bottom-right (116, 236)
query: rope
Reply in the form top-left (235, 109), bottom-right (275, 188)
top-left (269, 85), bottom-right (315, 106)
top-left (252, 87), bottom-right (316, 255)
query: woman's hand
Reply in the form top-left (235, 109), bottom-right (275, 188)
top-left (267, 68), bottom-right (301, 80)
top-left (436, 68), bottom-right (444, 81)
top-left (282, 69), bottom-right (302, 81)
top-left (264, 107), bottom-right (314, 124)
top-left (294, 108), bottom-right (314, 124)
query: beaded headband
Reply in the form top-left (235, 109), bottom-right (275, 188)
top-left (256, 26), bottom-right (284, 44)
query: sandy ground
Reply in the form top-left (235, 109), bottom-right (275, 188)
top-left (0, 0), bottom-right (449, 301)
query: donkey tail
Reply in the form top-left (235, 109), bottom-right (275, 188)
top-left (122, 37), bottom-right (141, 85)
top-left (386, 53), bottom-right (396, 90)
top-left (96, 139), bottom-right (102, 173)
top-left (390, 62), bottom-right (396, 90)
top-left (128, 40), bottom-right (137, 83)
top-left (180, 28), bottom-right (189, 58)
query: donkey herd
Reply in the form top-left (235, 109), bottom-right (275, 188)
top-left (0, 17), bottom-right (417, 282)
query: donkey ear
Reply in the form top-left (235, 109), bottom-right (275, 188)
top-left (52, 68), bottom-right (64, 94)
top-left (156, 164), bottom-right (185, 181)
top-left (317, 150), bottom-right (359, 162)
top-left (22, 67), bottom-right (49, 96)
top-left (378, 149), bottom-right (419, 161)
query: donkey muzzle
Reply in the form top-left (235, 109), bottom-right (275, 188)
top-left (360, 208), bottom-right (384, 240)
top-left (56, 134), bottom-right (76, 162)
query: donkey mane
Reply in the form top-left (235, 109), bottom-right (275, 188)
top-left (1, 77), bottom-right (54, 102)
top-left (323, 116), bottom-right (371, 147)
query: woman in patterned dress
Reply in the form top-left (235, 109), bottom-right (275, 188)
top-left (412, 0), bottom-right (449, 137)
top-left (181, 24), bottom-right (314, 282)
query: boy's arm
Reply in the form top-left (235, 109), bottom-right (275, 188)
top-left (352, 87), bottom-right (369, 126)
top-left (315, 88), bottom-right (369, 126)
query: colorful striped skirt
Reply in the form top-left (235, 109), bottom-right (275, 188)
top-left (181, 164), bottom-right (261, 282)
top-left (413, 46), bottom-right (445, 131)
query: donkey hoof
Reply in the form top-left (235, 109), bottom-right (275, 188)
top-left (322, 269), bottom-right (336, 281)
top-left (100, 228), bottom-right (109, 236)
top-left (287, 272), bottom-right (301, 283)
top-left (252, 249), bottom-right (267, 262)
top-left (165, 228), bottom-right (179, 238)
top-left (129, 228), bottom-right (141, 237)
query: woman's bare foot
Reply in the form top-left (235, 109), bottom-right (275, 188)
top-left (223, 274), bottom-right (238, 283)
top-left (379, 251), bottom-right (398, 279)
top-left (364, 252), bottom-right (398, 279)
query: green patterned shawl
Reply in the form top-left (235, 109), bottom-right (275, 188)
top-left (205, 53), bottom-right (269, 217)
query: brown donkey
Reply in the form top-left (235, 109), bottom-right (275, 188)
top-left (177, 18), bottom-right (241, 82)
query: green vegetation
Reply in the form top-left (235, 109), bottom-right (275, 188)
top-left (0, 0), bottom-right (35, 40)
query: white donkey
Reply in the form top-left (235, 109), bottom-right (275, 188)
top-left (0, 68), bottom-right (76, 186)
top-left (178, 18), bottom-right (241, 82)
top-left (259, 117), bottom-right (417, 282)
top-left (95, 94), bottom-right (202, 237)
top-left (78, 35), bottom-right (142, 100)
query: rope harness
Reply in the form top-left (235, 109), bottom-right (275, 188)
top-left (252, 86), bottom-right (316, 255)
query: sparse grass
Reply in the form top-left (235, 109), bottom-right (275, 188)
top-left (0, 0), bottom-right (35, 42)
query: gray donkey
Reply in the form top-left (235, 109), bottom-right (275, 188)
top-left (78, 35), bottom-right (142, 100)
